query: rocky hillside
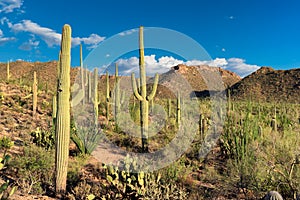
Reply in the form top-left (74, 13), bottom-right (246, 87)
top-left (230, 66), bottom-right (300, 103)
top-left (155, 64), bottom-right (241, 99)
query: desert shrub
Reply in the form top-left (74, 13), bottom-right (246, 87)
top-left (10, 145), bottom-right (55, 194)
top-left (0, 136), bottom-right (14, 152)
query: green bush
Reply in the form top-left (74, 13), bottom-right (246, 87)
top-left (10, 145), bottom-right (55, 194)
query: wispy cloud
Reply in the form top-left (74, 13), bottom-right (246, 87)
top-left (0, 0), bottom-right (23, 13)
top-left (10, 20), bottom-right (61, 47)
top-left (116, 56), bottom-right (260, 77)
top-left (119, 28), bottom-right (138, 36)
top-left (0, 28), bottom-right (16, 45)
top-left (73, 34), bottom-right (105, 49)
top-left (8, 19), bottom-right (105, 48)
top-left (224, 58), bottom-right (260, 77)
top-left (19, 35), bottom-right (39, 51)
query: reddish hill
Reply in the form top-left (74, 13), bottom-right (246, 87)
top-left (230, 66), bottom-right (300, 103)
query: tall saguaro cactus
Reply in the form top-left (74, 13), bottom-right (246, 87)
top-left (114, 63), bottom-right (120, 125)
top-left (106, 71), bottom-right (110, 120)
top-left (131, 26), bottom-right (159, 152)
top-left (55, 24), bottom-right (71, 194)
top-left (80, 44), bottom-right (85, 105)
top-left (177, 92), bottom-right (181, 125)
top-left (93, 68), bottom-right (100, 123)
top-left (32, 71), bottom-right (38, 117)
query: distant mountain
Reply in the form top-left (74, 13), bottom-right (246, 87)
top-left (154, 64), bottom-right (241, 99)
top-left (230, 66), bottom-right (300, 103)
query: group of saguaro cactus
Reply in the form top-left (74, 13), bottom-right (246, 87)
top-left (131, 26), bottom-right (159, 152)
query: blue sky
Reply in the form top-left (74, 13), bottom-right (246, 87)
top-left (0, 0), bottom-right (300, 77)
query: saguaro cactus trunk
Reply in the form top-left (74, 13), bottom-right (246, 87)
top-left (106, 71), bottom-right (110, 120)
top-left (93, 68), bottom-right (100, 124)
top-left (114, 63), bottom-right (120, 125)
top-left (55, 24), bottom-right (71, 194)
top-left (80, 44), bottom-right (85, 105)
top-left (131, 26), bottom-right (159, 152)
top-left (32, 71), bottom-right (38, 117)
top-left (177, 92), bottom-right (181, 125)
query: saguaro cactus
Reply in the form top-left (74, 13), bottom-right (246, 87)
top-left (177, 92), bottom-right (181, 125)
top-left (32, 71), bottom-right (37, 117)
top-left (106, 71), bottom-right (110, 120)
top-left (80, 44), bottom-right (85, 105)
top-left (114, 63), bottom-right (120, 125)
top-left (93, 68), bottom-right (100, 123)
top-left (6, 61), bottom-right (10, 81)
top-left (131, 26), bottom-right (159, 152)
top-left (55, 24), bottom-right (71, 194)
top-left (168, 99), bottom-right (172, 118)
top-left (52, 95), bottom-right (57, 126)
top-left (88, 71), bottom-right (92, 103)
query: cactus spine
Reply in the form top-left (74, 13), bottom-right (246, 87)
top-left (114, 63), bottom-right (120, 125)
top-left (6, 61), bottom-right (10, 81)
top-left (106, 71), bottom-right (110, 120)
top-left (131, 26), bottom-right (159, 152)
top-left (55, 24), bottom-right (71, 194)
top-left (80, 44), bottom-right (85, 105)
top-left (32, 71), bottom-right (37, 117)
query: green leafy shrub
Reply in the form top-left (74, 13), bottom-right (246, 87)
top-left (0, 137), bottom-right (14, 151)
top-left (10, 145), bottom-right (55, 194)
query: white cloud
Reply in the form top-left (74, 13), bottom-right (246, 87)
top-left (224, 58), bottom-right (260, 77)
top-left (10, 20), bottom-right (61, 47)
top-left (9, 20), bottom-right (105, 48)
top-left (1, 17), bottom-right (12, 27)
top-left (19, 36), bottom-right (39, 51)
top-left (117, 55), bottom-right (183, 75)
top-left (0, 0), bottom-right (23, 13)
top-left (116, 56), bottom-right (260, 77)
top-left (119, 28), bottom-right (138, 36)
top-left (73, 34), bottom-right (105, 49)
top-left (0, 28), bottom-right (16, 45)
top-left (221, 48), bottom-right (226, 52)
top-left (185, 58), bottom-right (228, 67)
